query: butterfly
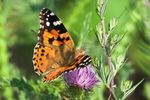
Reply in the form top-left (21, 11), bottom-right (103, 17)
top-left (32, 8), bottom-right (91, 82)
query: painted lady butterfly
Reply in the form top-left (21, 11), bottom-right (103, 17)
top-left (32, 8), bottom-right (91, 82)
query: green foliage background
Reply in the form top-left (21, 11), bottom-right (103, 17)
top-left (0, 0), bottom-right (150, 100)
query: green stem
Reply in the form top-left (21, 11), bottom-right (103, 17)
top-left (101, 14), bottom-right (115, 100)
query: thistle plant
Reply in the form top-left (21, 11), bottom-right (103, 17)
top-left (63, 63), bottom-right (99, 90)
top-left (94, 0), bottom-right (143, 100)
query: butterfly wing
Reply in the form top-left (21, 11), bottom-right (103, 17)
top-left (42, 55), bottom-right (92, 82)
top-left (33, 8), bottom-right (76, 82)
top-left (38, 8), bottom-right (74, 47)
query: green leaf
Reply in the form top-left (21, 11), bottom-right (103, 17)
top-left (121, 79), bottom-right (144, 100)
top-left (121, 80), bottom-right (133, 93)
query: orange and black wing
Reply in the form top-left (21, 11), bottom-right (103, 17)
top-left (38, 8), bottom-right (74, 47)
top-left (42, 55), bottom-right (92, 82)
top-left (32, 8), bottom-right (75, 82)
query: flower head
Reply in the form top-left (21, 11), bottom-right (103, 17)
top-left (63, 64), bottom-right (99, 90)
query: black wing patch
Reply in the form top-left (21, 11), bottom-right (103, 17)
top-left (39, 8), bottom-right (67, 33)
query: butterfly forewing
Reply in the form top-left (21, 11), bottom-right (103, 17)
top-left (38, 8), bottom-right (74, 47)
top-left (33, 43), bottom-right (54, 75)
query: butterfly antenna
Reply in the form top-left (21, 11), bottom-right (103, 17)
top-left (31, 29), bottom-right (37, 34)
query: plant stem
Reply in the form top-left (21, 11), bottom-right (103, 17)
top-left (101, 16), bottom-right (115, 100)
top-left (107, 56), bottom-right (114, 89)
top-left (107, 93), bottom-right (112, 100)
top-left (107, 57), bottom-right (115, 100)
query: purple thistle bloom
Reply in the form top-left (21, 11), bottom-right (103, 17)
top-left (63, 64), bottom-right (99, 90)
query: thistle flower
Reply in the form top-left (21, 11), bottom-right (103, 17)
top-left (63, 64), bottom-right (99, 90)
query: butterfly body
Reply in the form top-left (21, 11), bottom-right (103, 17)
top-left (32, 8), bottom-right (91, 82)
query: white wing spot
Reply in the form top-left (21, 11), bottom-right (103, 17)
top-left (37, 36), bottom-right (40, 40)
top-left (40, 25), bottom-right (44, 29)
top-left (46, 22), bottom-right (50, 26)
top-left (45, 10), bottom-right (48, 14)
top-left (42, 8), bottom-right (46, 10)
top-left (40, 20), bottom-right (43, 23)
top-left (53, 22), bottom-right (57, 26)
top-left (47, 14), bottom-right (49, 17)
top-left (40, 25), bottom-right (42, 28)
top-left (53, 21), bottom-right (62, 26)
top-left (50, 12), bottom-right (54, 16)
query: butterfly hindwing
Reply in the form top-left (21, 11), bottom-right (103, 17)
top-left (42, 55), bottom-right (92, 82)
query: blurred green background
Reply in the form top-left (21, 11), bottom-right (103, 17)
top-left (0, 0), bottom-right (150, 100)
